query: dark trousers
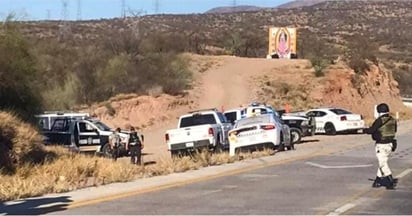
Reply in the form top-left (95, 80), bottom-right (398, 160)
top-left (112, 146), bottom-right (119, 161)
top-left (129, 145), bottom-right (142, 165)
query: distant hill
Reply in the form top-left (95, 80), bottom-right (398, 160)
top-left (205, 0), bottom-right (329, 14)
top-left (276, 0), bottom-right (328, 9)
top-left (11, 0), bottom-right (412, 95)
top-left (205, 5), bottom-right (264, 14)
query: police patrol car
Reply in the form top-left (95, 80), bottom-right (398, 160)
top-left (305, 108), bottom-right (365, 135)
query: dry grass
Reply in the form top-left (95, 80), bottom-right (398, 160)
top-left (1, 147), bottom-right (276, 201)
top-left (0, 146), bottom-right (141, 201)
top-left (0, 111), bottom-right (46, 173)
top-left (0, 110), bottom-right (278, 201)
top-left (398, 106), bottom-right (412, 121)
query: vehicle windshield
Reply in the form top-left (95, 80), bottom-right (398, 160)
top-left (330, 109), bottom-right (352, 115)
top-left (92, 120), bottom-right (112, 131)
top-left (235, 115), bottom-right (272, 127)
top-left (180, 114), bottom-right (217, 128)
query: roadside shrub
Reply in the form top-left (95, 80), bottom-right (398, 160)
top-left (0, 17), bottom-right (43, 120)
top-left (345, 34), bottom-right (379, 74)
top-left (41, 74), bottom-right (80, 110)
top-left (299, 32), bottom-right (338, 77)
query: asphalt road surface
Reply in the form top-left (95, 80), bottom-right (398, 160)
top-left (40, 131), bottom-right (412, 215)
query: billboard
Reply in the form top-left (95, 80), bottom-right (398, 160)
top-left (267, 27), bottom-right (297, 59)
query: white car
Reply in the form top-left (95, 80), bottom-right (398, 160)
top-left (228, 113), bottom-right (291, 156)
top-left (305, 108), bottom-right (365, 135)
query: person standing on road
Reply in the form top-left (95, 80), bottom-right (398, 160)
top-left (126, 126), bottom-right (144, 165)
top-left (363, 103), bottom-right (397, 190)
top-left (308, 113), bottom-right (316, 136)
top-left (110, 127), bottom-right (122, 161)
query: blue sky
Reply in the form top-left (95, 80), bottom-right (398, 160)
top-left (0, 0), bottom-right (290, 21)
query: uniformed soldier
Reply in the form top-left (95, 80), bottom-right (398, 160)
top-left (110, 127), bottom-right (122, 161)
top-left (126, 126), bottom-right (144, 165)
top-left (363, 103), bottom-right (397, 190)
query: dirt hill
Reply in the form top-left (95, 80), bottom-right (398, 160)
top-left (15, 0), bottom-right (412, 96)
top-left (83, 54), bottom-right (405, 161)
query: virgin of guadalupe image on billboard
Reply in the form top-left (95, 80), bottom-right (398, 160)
top-left (267, 27), bottom-right (297, 59)
top-left (276, 29), bottom-right (289, 58)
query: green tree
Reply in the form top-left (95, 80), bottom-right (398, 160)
top-left (0, 15), bottom-right (43, 120)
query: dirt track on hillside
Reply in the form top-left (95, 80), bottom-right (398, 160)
top-left (141, 56), bottom-right (310, 162)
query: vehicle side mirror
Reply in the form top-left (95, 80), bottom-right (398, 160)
top-left (94, 128), bottom-right (99, 135)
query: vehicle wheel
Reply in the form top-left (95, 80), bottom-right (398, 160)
top-left (102, 143), bottom-right (112, 158)
top-left (324, 123), bottom-right (336, 135)
top-left (290, 127), bottom-right (302, 144)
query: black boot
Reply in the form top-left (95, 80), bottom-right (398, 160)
top-left (372, 176), bottom-right (382, 188)
top-left (388, 174), bottom-right (398, 184)
top-left (385, 175), bottom-right (396, 190)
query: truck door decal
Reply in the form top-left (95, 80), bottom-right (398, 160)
top-left (78, 122), bottom-right (101, 146)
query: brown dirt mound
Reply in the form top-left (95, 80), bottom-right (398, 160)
top-left (313, 62), bottom-right (404, 121)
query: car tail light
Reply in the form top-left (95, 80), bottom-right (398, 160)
top-left (208, 128), bottom-right (214, 135)
top-left (165, 133), bottom-right (169, 142)
top-left (340, 116), bottom-right (347, 121)
top-left (261, 125), bottom-right (276, 130)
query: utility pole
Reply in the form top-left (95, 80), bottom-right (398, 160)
top-left (232, 0), bottom-right (237, 13)
top-left (121, 0), bottom-right (126, 18)
top-left (77, 0), bottom-right (82, 21)
top-left (154, 0), bottom-right (160, 14)
top-left (46, 9), bottom-right (51, 20)
top-left (61, 0), bottom-right (69, 21)
top-left (59, 0), bottom-right (71, 41)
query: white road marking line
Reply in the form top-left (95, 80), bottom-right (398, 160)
top-left (327, 203), bottom-right (356, 216)
top-left (396, 168), bottom-right (412, 179)
top-left (35, 202), bottom-right (66, 209)
top-left (242, 174), bottom-right (278, 178)
top-left (306, 161), bottom-right (373, 169)
top-left (326, 167), bottom-right (412, 216)
top-left (201, 189), bottom-right (222, 195)
top-left (2, 200), bottom-right (25, 205)
top-left (222, 185), bottom-right (238, 189)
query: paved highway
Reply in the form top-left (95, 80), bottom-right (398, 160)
top-left (2, 123), bottom-right (412, 215)
top-left (48, 132), bottom-right (412, 215)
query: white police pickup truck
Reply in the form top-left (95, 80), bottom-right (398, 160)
top-left (165, 108), bottom-right (233, 157)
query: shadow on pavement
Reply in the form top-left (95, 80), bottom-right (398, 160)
top-left (0, 196), bottom-right (72, 215)
top-left (298, 139), bottom-right (320, 144)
